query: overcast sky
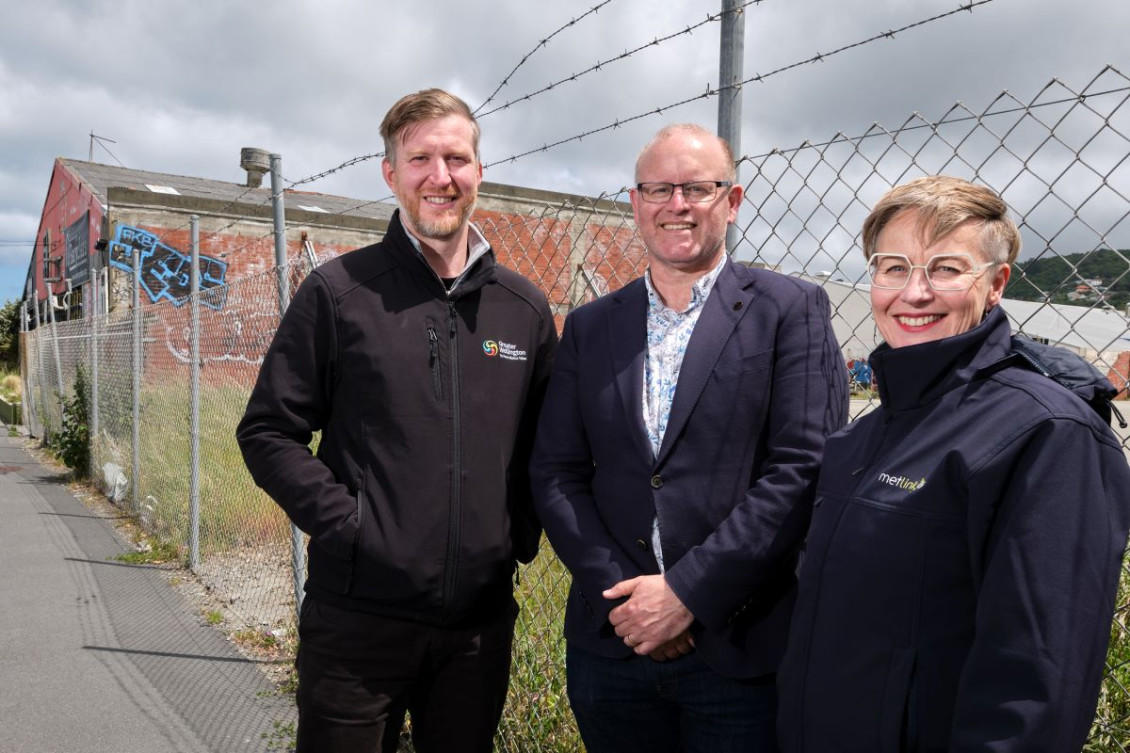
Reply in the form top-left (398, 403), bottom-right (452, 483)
top-left (1, 0), bottom-right (1127, 303)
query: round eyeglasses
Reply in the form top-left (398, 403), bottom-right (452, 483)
top-left (635, 181), bottom-right (733, 204)
top-left (868, 253), bottom-right (998, 291)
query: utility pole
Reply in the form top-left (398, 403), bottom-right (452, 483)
top-left (718, 0), bottom-right (746, 255)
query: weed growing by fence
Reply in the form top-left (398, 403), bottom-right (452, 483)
top-left (1088, 555), bottom-right (1130, 751)
top-left (498, 550), bottom-right (580, 752)
top-left (50, 364), bottom-right (90, 476)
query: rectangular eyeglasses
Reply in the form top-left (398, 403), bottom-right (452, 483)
top-left (635, 181), bottom-right (733, 204)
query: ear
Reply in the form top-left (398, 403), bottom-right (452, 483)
top-left (985, 263), bottom-right (1010, 310)
top-left (381, 157), bottom-right (395, 191)
top-left (726, 182), bottom-right (744, 224)
top-left (629, 187), bottom-right (643, 225)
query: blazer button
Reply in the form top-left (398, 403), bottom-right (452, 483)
top-left (635, 539), bottom-right (649, 551)
top-left (650, 474), bottom-right (663, 489)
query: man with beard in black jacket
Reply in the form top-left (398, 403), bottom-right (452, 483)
top-left (237, 88), bottom-right (557, 753)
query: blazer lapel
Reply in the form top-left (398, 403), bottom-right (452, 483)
top-left (656, 261), bottom-right (754, 465)
top-left (606, 281), bottom-right (652, 459)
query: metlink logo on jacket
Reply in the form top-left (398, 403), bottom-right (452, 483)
top-left (876, 472), bottom-right (927, 492)
top-left (482, 340), bottom-right (528, 362)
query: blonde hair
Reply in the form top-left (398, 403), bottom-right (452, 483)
top-left (861, 175), bottom-right (1021, 264)
top-left (379, 88), bottom-right (480, 163)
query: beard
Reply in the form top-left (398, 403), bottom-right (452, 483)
top-left (401, 190), bottom-right (477, 242)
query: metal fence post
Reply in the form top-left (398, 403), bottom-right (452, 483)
top-left (33, 300), bottom-right (49, 439)
top-left (718, 0), bottom-right (745, 256)
top-left (19, 302), bottom-right (33, 432)
top-left (271, 152), bottom-right (306, 615)
top-left (90, 264), bottom-right (99, 477)
top-left (189, 216), bottom-right (201, 571)
top-left (46, 289), bottom-right (65, 413)
top-left (131, 246), bottom-right (141, 512)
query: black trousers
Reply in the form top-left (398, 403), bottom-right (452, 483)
top-left (295, 595), bottom-right (517, 753)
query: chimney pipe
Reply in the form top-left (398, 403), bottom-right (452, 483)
top-left (240, 147), bottom-right (271, 188)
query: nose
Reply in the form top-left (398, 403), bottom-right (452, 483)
top-left (900, 267), bottom-right (934, 302)
top-left (427, 160), bottom-right (452, 185)
top-left (667, 186), bottom-right (691, 210)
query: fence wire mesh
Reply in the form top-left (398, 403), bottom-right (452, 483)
top-left (19, 65), bottom-right (1130, 751)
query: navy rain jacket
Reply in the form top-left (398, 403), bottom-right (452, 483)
top-left (778, 306), bottom-right (1130, 752)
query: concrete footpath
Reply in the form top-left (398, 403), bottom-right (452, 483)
top-left (0, 434), bottom-right (295, 753)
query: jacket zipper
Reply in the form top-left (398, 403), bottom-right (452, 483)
top-left (427, 325), bottom-right (442, 400)
top-left (442, 300), bottom-right (462, 619)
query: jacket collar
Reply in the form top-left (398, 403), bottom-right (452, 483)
top-left (871, 305), bottom-right (1012, 412)
top-left (385, 209), bottom-right (498, 298)
top-left (604, 258), bottom-right (756, 466)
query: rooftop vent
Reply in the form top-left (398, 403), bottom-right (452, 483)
top-left (240, 147), bottom-right (271, 188)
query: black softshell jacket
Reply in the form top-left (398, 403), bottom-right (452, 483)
top-left (777, 306), bottom-right (1130, 752)
top-left (237, 212), bottom-right (557, 627)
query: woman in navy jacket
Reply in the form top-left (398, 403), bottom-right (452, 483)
top-left (777, 176), bottom-right (1130, 752)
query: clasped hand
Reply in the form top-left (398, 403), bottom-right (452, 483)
top-left (604, 574), bottom-right (695, 661)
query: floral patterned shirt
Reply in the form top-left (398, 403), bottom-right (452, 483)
top-left (643, 253), bottom-right (726, 568)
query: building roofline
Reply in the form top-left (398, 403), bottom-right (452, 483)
top-left (105, 187), bottom-right (389, 233)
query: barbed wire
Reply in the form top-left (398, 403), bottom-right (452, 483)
top-left (281, 2), bottom-right (759, 191)
top-left (286, 152), bottom-right (385, 189)
top-left (182, 69), bottom-right (1130, 266)
top-left (199, 226), bottom-right (278, 262)
top-left (88, 0), bottom-right (1002, 262)
top-left (484, 0), bottom-right (997, 168)
top-left (741, 0), bottom-right (995, 84)
top-left (476, 1), bottom-right (764, 121)
top-left (474, 0), bottom-right (619, 116)
top-left (739, 79), bottom-right (1130, 162)
top-left (190, 191), bottom-right (276, 247)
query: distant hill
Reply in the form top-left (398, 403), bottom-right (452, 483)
top-left (1005, 248), bottom-right (1130, 310)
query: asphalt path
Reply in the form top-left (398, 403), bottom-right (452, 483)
top-left (0, 434), bottom-right (294, 752)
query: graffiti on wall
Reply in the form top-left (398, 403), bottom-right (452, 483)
top-left (163, 305), bottom-right (280, 366)
top-left (109, 225), bottom-right (228, 309)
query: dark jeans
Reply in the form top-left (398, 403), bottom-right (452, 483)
top-left (567, 643), bottom-right (779, 753)
top-left (295, 595), bottom-right (516, 753)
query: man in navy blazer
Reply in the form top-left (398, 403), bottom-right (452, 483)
top-left (530, 124), bottom-right (847, 753)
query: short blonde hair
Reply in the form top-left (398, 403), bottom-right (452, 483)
top-left (861, 175), bottom-right (1021, 264)
top-left (379, 88), bottom-right (480, 163)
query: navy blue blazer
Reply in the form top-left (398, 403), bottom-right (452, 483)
top-left (530, 259), bottom-right (848, 678)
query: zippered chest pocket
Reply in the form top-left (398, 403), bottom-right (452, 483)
top-left (427, 321), bottom-right (443, 401)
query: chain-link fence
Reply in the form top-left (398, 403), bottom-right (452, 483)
top-left (21, 65), bottom-right (1130, 751)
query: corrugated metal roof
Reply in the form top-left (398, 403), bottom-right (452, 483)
top-left (59, 158), bottom-right (396, 222)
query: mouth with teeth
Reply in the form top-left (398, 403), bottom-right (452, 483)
top-left (895, 314), bottom-right (943, 329)
top-left (424, 195), bottom-right (458, 206)
top-left (661, 222), bottom-right (695, 231)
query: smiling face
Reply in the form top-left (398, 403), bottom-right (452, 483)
top-left (630, 129), bottom-right (741, 278)
top-left (381, 114), bottom-right (482, 243)
top-left (871, 210), bottom-right (1010, 349)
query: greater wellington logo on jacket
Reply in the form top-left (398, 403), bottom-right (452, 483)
top-left (877, 471), bottom-right (926, 492)
top-left (482, 340), bottom-right (528, 362)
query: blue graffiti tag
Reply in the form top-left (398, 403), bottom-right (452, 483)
top-left (108, 225), bottom-right (227, 309)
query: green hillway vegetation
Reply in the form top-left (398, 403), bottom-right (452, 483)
top-left (1006, 248), bottom-right (1130, 310)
